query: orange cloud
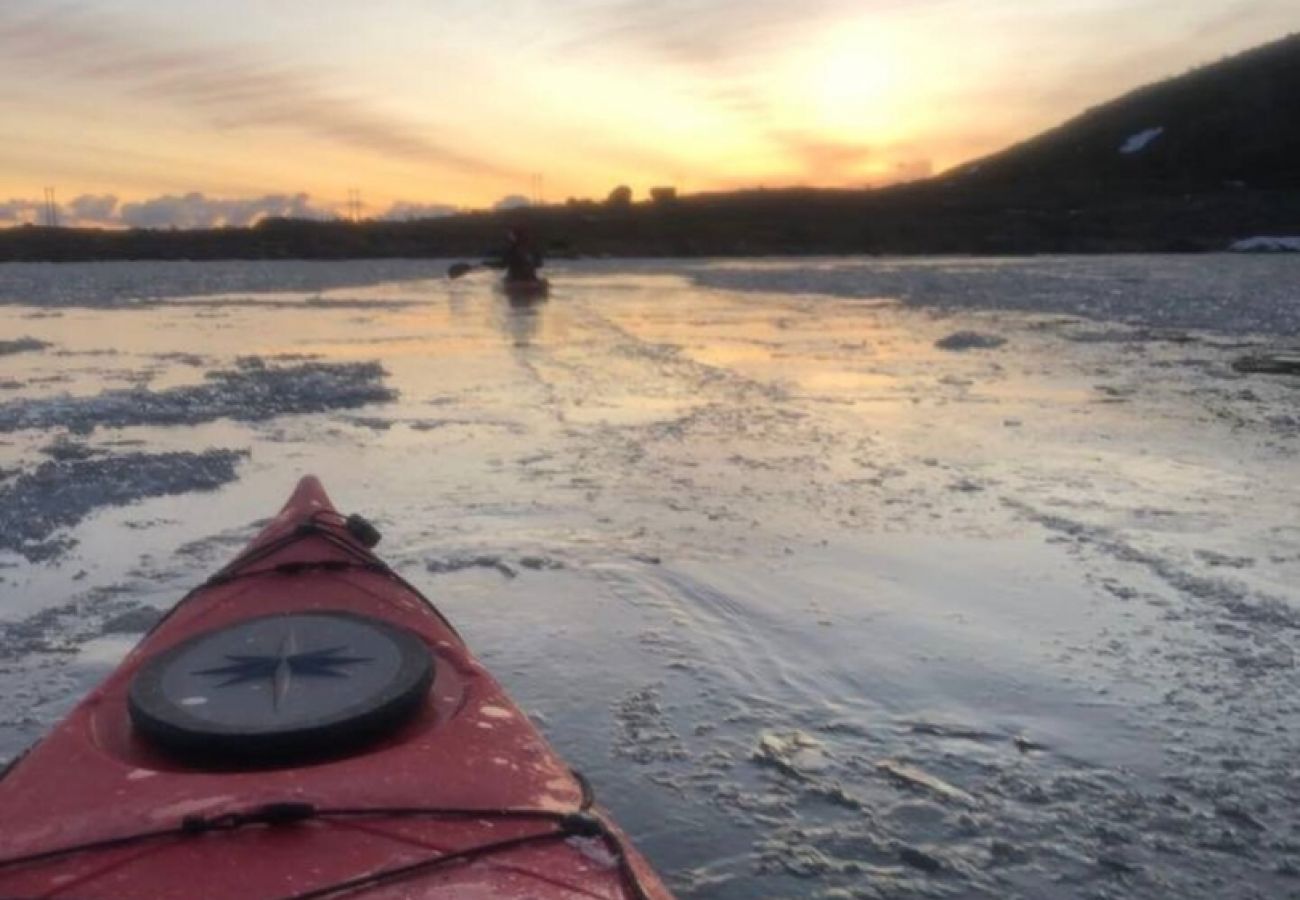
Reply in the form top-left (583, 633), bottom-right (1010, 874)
top-left (0, 5), bottom-right (517, 180)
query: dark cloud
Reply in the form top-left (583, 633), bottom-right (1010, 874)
top-left (0, 194), bottom-right (118, 226)
top-left (562, 0), bottom-right (953, 70)
top-left (0, 199), bottom-right (42, 223)
top-left (0, 190), bottom-right (471, 228)
top-left (564, 0), bottom-right (837, 68)
top-left (0, 4), bottom-right (516, 179)
top-left (380, 201), bottom-right (460, 221)
top-left (493, 194), bottom-right (532, 211)
top-left (118, 192), bottom-right (332, 229)
top-left (67, 193), bottom-right (118, 222)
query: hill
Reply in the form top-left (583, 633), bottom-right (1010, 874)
top-left (943, 31), bottom-right (1300, 191)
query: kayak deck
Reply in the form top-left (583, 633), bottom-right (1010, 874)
top-left (0, 477), bottom-right (669, 899)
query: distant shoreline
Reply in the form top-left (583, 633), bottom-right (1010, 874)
top-left (2, 183), bottom-right (1297, 262)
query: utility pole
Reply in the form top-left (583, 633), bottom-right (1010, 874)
top-left (346, 188), bottom-right (362, 222)
top-left (43, 187), bottom-right (58, 228)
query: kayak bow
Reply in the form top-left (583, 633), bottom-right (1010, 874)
top-left (0, 477), bottom-right (672, 899)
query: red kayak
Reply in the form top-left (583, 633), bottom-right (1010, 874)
top-left (0, 477), bottom-right (672, 899)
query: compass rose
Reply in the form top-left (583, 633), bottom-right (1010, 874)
top-left (193, 629), bottom-right (373, 711)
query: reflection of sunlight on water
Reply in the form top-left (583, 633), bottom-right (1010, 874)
top-left (561, 394), bottom-right (704, 427)
top-left (977, 379), bottom-right (1095, 405)
top-left (686, 342), bottom-right (779, 367)
top-left (625, 286), bottom-right (918, 414)
top-left (791, 369), bottom-right (900, 393)
top-left (502, 295), bottom-right (547, 348)
top-left (265, 294), bottom-right (559, 358)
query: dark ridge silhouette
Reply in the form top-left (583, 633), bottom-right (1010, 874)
top-left (2, 32), bottom-right (1297, 261)
top-left (942, 31), bottom-right (1300, 191)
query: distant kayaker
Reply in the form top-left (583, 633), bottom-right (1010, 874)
top-left (500, 228), bottom-right (543, 283)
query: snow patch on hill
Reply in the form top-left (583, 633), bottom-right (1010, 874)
top-left (1230, 235), bottom-right (1300, 252)
top-left (1119, 126), bottom-right (1164, 154)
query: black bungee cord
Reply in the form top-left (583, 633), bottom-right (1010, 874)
top-left (0, 784), bottom-right (652, 899)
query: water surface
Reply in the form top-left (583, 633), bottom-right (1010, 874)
top-left (1, 256), bottom-right (1297, 899)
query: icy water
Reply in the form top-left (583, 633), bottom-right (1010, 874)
top-left (1, 256), bottom-right (1298, 899)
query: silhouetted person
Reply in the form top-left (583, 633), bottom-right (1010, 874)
top-left (501, 228), bottom-right (543, 283)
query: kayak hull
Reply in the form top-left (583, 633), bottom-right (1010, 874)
top-left (0, 477), bottom-right (671, 899)
top-left (502, 278), bottom-right (550, 298)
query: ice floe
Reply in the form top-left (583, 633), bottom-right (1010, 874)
top-left (0, 450), bottom-right (244, 561)
top-left (934, 331), bottom-right (1007, 352)
top-left (0, 259), bottom-right (441, 309)
top-left (0, 358), bottom-right (395, 433)
top-left (0, 338), bottom-right (50, 357)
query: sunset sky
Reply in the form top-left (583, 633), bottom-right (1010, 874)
top-left (0, 1), bottom-right (1294, 227)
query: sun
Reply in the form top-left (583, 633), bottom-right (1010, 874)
top-left (796, 23), bottom-right (911, 142)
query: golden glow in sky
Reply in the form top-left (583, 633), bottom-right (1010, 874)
top-left (0, 0), bottom-right (1294, 227)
